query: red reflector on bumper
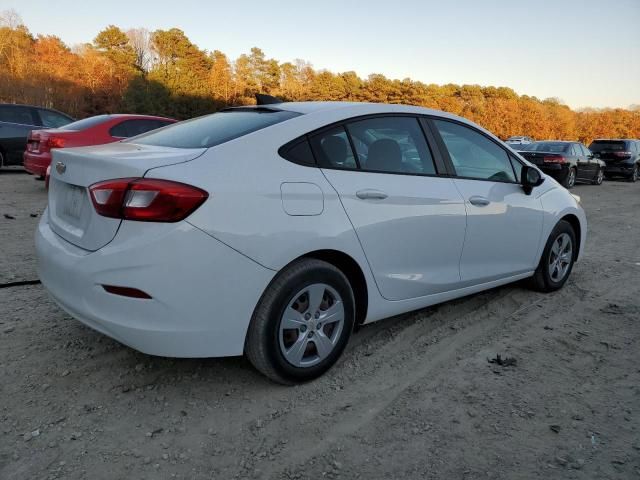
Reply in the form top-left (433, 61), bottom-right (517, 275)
top-left (102, 285), bottom-right (152, 299)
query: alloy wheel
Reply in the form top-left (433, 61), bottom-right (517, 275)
top-left (279, 283), bottom-right (345, 368)
top-left (567, 169), bottom-right (576, 188)
top-left (595, 169), bottom-right (604, 185)
top-left (548, 233), bottom-right (573, 282)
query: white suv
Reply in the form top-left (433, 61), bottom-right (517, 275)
top-left (36, 101), bottom-right (586, 383)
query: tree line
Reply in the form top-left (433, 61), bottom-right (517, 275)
top-left (1, 10), bottom-right (638, 144)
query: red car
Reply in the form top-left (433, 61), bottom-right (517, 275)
top-left (24, 114), bottom-right (176, 177)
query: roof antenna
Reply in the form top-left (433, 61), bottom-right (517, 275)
top-left (255, 93), bottom-right (282, 105)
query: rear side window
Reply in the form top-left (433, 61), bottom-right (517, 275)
top-left (345, 116), bottom-right (436, 175)
top-left (110, 119), bottom-right (172, 138)
top-left (309, 126), bottom-right (358, 169)
top-left (61, 115), bottom-right (110, 131)
top-left (0, 105), bottom-right (36, 125)
top-left (280, 139), bottom-right (316, 166)
top-left (132, 109), bottom-right (300, 149)
top-left (588, 140), bottom-right (627, 152)
top-left (37, 109), bottom-right (72, 128)
top-left (433, 119), bottom-right (516, 183)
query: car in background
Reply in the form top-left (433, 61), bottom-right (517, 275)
top-left (0, 103), bottom-right (73, 170)
top-left (517, 141), bottom-right (604, 188)
top-left (36, 101), bottom-right (586, 384)
top-left (588, 139), bottom-right (640, 182)
top-left (506, 136), bottom-right (533, 146)
top-left (24, 114), bottom-right (177, 178)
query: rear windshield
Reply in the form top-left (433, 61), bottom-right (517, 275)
top-left (130, 109), bottom-right (300, 149)
top-left (529, 142), bottom-right (570, 153)
top-left (588, 140), bottom-right (627, 152)
top-left (60, 115), bottom-right (109, 131)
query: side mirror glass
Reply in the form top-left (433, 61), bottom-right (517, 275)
top-left (522, 165), bottom-right (544, 194)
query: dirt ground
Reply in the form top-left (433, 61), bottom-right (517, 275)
top-left (1, 169), bottom-right (639, 480)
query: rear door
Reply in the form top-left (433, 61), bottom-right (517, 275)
top-left (430, 118), bottom-right (544, 285)
top-left (0, 105), bottom-right (39, 164)
top-left (316, 115), bottom-right (467, 301)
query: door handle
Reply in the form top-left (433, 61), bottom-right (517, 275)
top-left (468, 196), bottom-right (490, 206)
top-left (356, 189), bottom-right (388, 200)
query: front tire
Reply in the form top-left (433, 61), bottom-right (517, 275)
top-left (562, 167), bottom-right (577, 189)
top-left (245, 258), bottom-right (355, 384)
top-left (630, 164), bottom-right (638, 183)
top-left (529, 220), bottom-right (576, 292)
top-left (592, 168), bottom-right (604, 185)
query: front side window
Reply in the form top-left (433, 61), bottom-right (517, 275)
top-left (345, 116), bottom-right (436, 175)
top-left (309, 126), bottom-right (357, 169)
top-left (433, 119), bottom-right (516, 182)
top-left (132, 109), bottom-right (300, 149)
top-left (38, 109), bottom-right (72, 128)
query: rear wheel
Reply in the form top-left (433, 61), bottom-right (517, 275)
top-left (245, 258), bottom-right (355, 384)
top-left (562, 167), bottom-right (576, 189)
top-left (592, 168), bottom-right (604, 185)
top-left (529, 220), bottom-right (576, 292)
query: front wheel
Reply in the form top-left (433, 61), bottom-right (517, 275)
top-left (630, 165), bottom-right (638, 183)
top-left (592, 168), bottom-right (604, 185)
top-left (562, 167), bottom-right (577, 189)
top-left (245, 258), bottom-right (355, 384)
top-left (529, 220), bottom-right (576, 292)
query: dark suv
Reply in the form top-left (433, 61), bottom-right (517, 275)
top-left (589, 139), bottom-right (640, 182)
top-left (0, 104), bottom-right (73, 170)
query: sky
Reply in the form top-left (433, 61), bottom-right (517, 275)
top-left (3, 0), bottom-right (639, 110)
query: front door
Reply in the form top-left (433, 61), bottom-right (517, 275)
top-left (431, 118), bottom-right (545, 285)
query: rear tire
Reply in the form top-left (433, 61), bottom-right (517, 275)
top-left (529, 220), bottom-right (576, 293)
top-left (245, 258), bottom-right (355, 385)
top-left (561, 167), bottom-right (576, 189)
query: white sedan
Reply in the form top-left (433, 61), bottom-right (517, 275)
top-left (36, 101), bottom-right (587, 384)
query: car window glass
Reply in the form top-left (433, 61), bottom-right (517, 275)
top-left (433, 119), bottom-right (516, 182)
top-left (0, 105), bottom-right (35, 125)
top-left (110, 119), bottom-right (169, 138)
top-left (281, 139), bottom-right (316, 166)
top-left (571, 144), bottom-right (580, 156)
top-left (132, 109), bottom-right (299, 148)
top-left (309, 126), bottom-right (357, 169)
top-left (509, 155), bottom-right (523, 182)
top-left (38, 109), bottom-right (72, 128)
top-left (345, 117), bottom-right (436, 175)
top-left (581, 144), bottom-right (591, 156)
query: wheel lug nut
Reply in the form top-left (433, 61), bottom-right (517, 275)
top-left (304, 313), bottom-right (311, 320)
top-left (300, 325), bottom-right (307, 332)
top-left (314, 312), bottom-right (320, 319)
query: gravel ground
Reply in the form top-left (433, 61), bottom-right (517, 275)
top-left (1, 171), bottom-right (639, 480)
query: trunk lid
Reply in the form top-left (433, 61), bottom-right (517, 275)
top-left (47, 142), bottom-right (206, 251)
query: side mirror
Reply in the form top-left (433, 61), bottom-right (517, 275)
top-left (521, 165), bottom-right (544, 195)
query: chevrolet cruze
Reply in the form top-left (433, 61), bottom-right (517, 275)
top-left (36, 101), bottom-right (587, 384)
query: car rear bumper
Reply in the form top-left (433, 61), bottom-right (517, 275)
top-left (23, 151), bottom-right (52, 176)
top-left (36, 212), bottom-right (275, 357)
top-left (538, 164), bottom-right (569, 181)
top-left (603, 163), bottom-right (635, 175)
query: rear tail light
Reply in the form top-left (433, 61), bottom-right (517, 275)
top-left (89, 178), bottom-right (208, 222)
top-left (613, 151), bottom-right (632, 158)
top-left (543, 155), bottom-right (566, 164)
top-left (47, 137), bottom-right (66, 149)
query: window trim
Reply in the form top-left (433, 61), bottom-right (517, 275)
top-left (426, 116), bottom-right (523, 185)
